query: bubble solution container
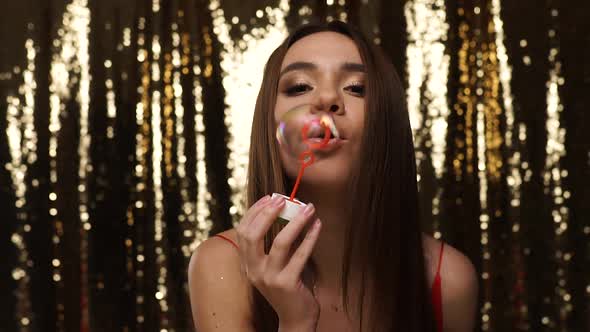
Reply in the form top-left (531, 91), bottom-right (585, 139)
top-left (271, 193), bottom-right (306, 225)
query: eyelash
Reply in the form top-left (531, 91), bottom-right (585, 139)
top-left (284, 83), bottom-right (311, 96)
top-left (345, 82), bottom-right (365, 96)
top-left (282, 82), bottom-right (365, 97)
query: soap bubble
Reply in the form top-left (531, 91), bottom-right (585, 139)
top-left (275, 104), bottom-right (340, 166)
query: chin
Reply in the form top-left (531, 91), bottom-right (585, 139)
top-left (290, 157), bottom-right (352, 190)
top-left (280, 146), bottom-right (356, 191)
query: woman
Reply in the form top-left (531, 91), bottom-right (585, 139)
top-left (188, 21), bottom-right (478, 332)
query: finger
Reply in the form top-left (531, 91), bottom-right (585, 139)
top-left (282, 218), bottom-right (322, 281)
top-left (236, 196), bottom-right (273, 246)
top-left (245, 195), bottom-right (287, 241)
top-left (238, 195), bottom-right (272, 228)
top-left (236, 196), bottom-right (271, 270)
top-left (241, 196), bottom-right (286, 271)
top-left (243, 196), bottom-right (279, 230)
top-left (267, 203), bottom-right (316, 272)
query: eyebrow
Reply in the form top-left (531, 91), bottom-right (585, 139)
top-left (279, 61), bottom-right (366, 77)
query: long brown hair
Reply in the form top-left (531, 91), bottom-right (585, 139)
top-left (246, 20), bottom-right (435, 332)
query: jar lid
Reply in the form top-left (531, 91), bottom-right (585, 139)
top-left (271, 193), bottom-right (306, 222)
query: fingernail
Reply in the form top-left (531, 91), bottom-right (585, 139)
top-left (273, 196), bottom-right (284, 206)
top-left (303, 203), bottom-right (315, 216)
top-left (313, 219), bottom-right (322, 229)
top-left (261, 195), bottom-right (271, 202)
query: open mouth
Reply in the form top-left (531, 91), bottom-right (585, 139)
top-left (308, 130), bottom-right (332, 140)
top-left (301, 115), bottom-right (345, 152)
top-left (306, 128), bottom-right (345, 151)
top-left (306, 123), bottom-right (342, 140)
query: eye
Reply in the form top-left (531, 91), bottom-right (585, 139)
top-left (345, 83), bottom-right (365, 97)
top-left (283, 83), bottom-right (312, 96)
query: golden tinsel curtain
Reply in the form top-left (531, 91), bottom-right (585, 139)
top-left (0, 0), bottom-right (589, 331)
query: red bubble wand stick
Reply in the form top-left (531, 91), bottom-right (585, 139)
top-left (288, 118), bottom-right (333, 201)
top-left (273, 111), bottom-right (338, 223)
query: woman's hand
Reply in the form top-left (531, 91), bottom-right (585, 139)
top-left (236, 195), bottom-right (323, 330)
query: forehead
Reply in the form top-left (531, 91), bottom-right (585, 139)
top-left (281, 31), bottom-right (363, 69)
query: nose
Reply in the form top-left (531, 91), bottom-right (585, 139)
top-left (311, 84), bottom-right (345, 115)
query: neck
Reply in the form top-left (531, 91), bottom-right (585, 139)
top-left (296, 184), bottom-right (358, 293)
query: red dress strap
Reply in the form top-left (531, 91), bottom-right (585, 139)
top-left (431, 242), bottom-right (445, 332)
top-left (213, 234), bottom-right (239, 250)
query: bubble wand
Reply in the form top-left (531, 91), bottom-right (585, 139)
top-left (273, 108), bottom-right (339, 223)
top-left (288, 117), bottom-right (334, 201)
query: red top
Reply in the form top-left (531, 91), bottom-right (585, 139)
top-left (214, 234), bottom-right (445, 332)
top-left (432, 241), bottom-right (445, 332)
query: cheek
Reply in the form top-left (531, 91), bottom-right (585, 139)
top-left (274, 99), bottom-right (287, 124)
top-left (279, 148), bottom-right (300, 178)
top-left (274, 96), bottom-right (302, 120)
top-left (345, 100), bottom-right (366, 138)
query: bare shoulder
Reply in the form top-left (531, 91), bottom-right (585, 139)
top-left (188, 229), bottom-right (255, 331)
top-left (422, 234), bottom-right (479, 332)
top-left (422, 234), bottom-right (478, 287)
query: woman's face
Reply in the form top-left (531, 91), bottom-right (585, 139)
top-left (274, 31), bottom-right (366, 188)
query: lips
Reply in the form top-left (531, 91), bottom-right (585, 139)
top-left (306, 124), bottom-right (344, 140)
top-left (307, 136), bottom-right (342, 142)
top-left (307, 127), bottom-right (331, 139)
top-left (308, 137), bottom-right (345, 152)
